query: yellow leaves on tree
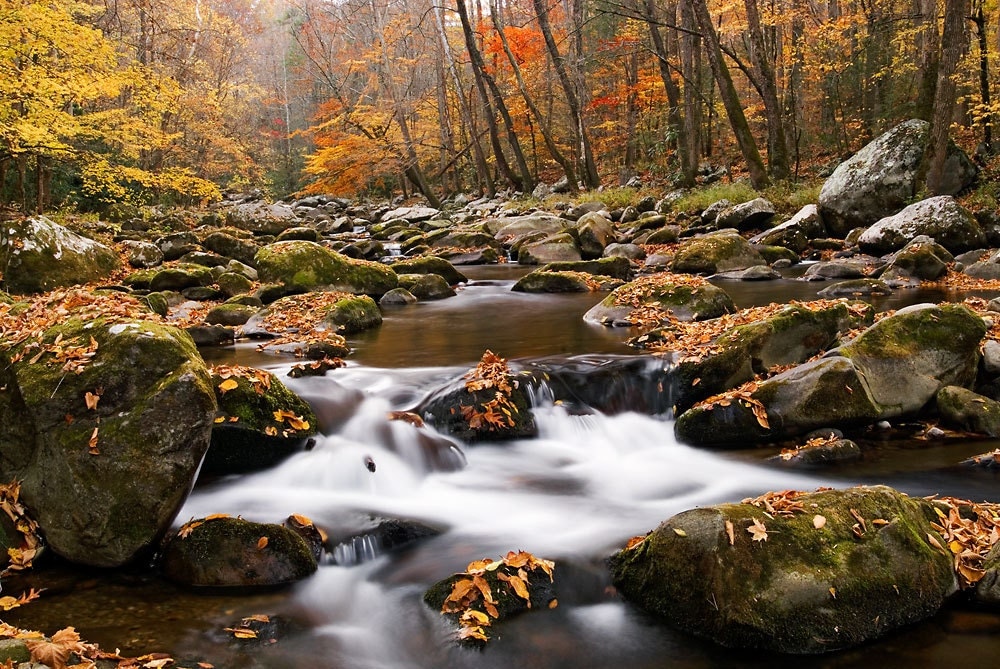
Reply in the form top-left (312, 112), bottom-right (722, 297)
top-left (460, 350), bottom-right (521, 431)
top-left (440, 550), bottom-right (556, 644)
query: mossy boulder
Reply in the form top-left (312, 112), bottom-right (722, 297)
top-left (584, 276), bottom-right (735, 326)
top-left (322, 295), bottom-right (383, 333)
top-left (538, 256), bottom-right (632, 280)
top-left (610, 486), bottom-right (957, 654)
top-left (650, 301), bottom-right (874, 414)
top-left (0, 317), bottom-right (216, 567)
top-left (935, 386), bottom-right (1000, 437)
top-left (512, 270), bottom-right (599, 293)
top-left (216, 271), bottom-right (254, 298)
top-left (671, 231), bottom-right (766, 275)
top-left (749, 204), bottom-right (827, 254)
top-left (204, 367), bottom-right (318, 476)
top-left (877, 236), bottom-right (952, 281)
top-left (816, 278), bottom-right (893, 298)
top-left (396, 273), bottom-right (456, 300)
top-left (162, 516), bottom-right (317, 588)
top-left (254, 241), bottom-right (398, 297)
top-left (205, 303), bottom-right (259, 327)
top-left (148, 264), bottom-right (215, 292)
top-left (769, 438), bottom-right (861, 466)
top-left (390, 256), bottom-right (467, 285)
top-left (574, 211), bottom-right (616, 259)
top-left (517, 233), bottom-right (583, 264)
top-left (201, 231), bottom-right (261, 267)
top-left (0, 215), bottom-right (121, 293)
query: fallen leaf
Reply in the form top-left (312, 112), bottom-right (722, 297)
top-left (747, 518), bottom-right (768, 542)
top-left (27, 627), bottom-right (84, 669)
top-left (257, 536), bottom-right (269, 550)
top-left (84, 391), bottom-right (100, 411)
top-left (673, 528), bottom-right (687, 537)
top-left (218, 379), bottom-right (239, 394)
top-left (725, 520), bottom-right (735, 545)
top-left (813, 515), bottom-right (827, 529)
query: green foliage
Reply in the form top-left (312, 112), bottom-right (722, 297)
top-left (763, 180), bottom-right (825, 213)
top-left (673, 182), bottom-right (760, 212)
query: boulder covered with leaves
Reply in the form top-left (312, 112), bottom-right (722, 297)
top-left (163, 515), bottom-right (318, 588)
top-left (254, 240), bottom-right (398, 297)
top-left (424, 550), bottom-right (556, 645)
top-left (203, 365), bottom-right (318, 477)
top-left (0, 215), bottom-right (121, 293)
top-left (674, 303), bottom-right (985, 446)
top-left (631, 300), bottom-right (874, 414)
top-left (240, 292), bottom-right (358, 358)
top-left (0, 291), bottom-right (217, 567)
top-left (418, 350), bottom-right (536, 442)
top-left (609, 486), bottom-right (958, 654)
top-left (583, 273), bottom-right (735, 328)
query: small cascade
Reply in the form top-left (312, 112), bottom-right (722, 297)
top-left (331, 533), bottom-right (380, 566)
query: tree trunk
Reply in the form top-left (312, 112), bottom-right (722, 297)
top-left (490, 0), bottom-right (577, 188)
top-left (433, 2), bottom-right (495, 197)
top-left (691, 0), bottom-right (769, 189)
top-left (914, 0), bottom-right (940, 122)
top-left (532, 0), bottom-right (600, 188)
top-left (679, 0), bottom-right (703, 181)
top-left (784, 0), bottom-right (805, 177)
top-left (743, 0), bottom-right (790, 180)
top-left (926, 0), bottom-right (971, 195)
top-left (974, 1), bottom-right (993, 153)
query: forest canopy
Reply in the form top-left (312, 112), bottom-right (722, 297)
top-left (0, 0), bottom-right (993, 212)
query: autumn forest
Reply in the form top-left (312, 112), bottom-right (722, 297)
top-left (0, 0), bottom-right (994, 213)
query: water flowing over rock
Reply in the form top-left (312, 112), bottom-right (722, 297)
top-left (857, 196), bottom-right (985, 255)
top-left (0, 316), bottom-right (216, 567)
top-left (609, 486), bottom-right (957, 654)
top-left (0, 216), bottom-right (121, 293)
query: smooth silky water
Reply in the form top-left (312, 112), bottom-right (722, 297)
top-left (9, 266), bottom-right (1000, 668)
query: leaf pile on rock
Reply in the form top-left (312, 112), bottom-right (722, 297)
top-left (242, 291), bottom-right (352, 357)
top-left (0, 621), bottom-right (188, 669)
top-left (427, 550), bottom-right (556, 645)
top-left (928, 496), bottom-right (1000, 588)
top-left (0, 480), bottom-right (42, 574)
top-left (461, 350), bottom-right (521, 431)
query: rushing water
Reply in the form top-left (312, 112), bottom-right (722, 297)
top-left (9, 266), bottom-right (1000, 668)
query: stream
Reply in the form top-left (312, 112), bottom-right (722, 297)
top-left (8, 265), bottom-right (1000, 668)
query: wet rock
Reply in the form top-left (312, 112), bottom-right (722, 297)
top-left (0, 216), bottom-right (121, 293)
top-left (711, 265), bottom-right (781, 281)
top-left (857, 196), bottom-right (985, 255)
top-left (715, 197), bottom-right (776, 231)
top-left (802, 259), bottom-right (871, 281)
top-left (517, 233), bottom-right (582, 264)
top-left (584, 275), bottom-right (735, 327)
top-left (380, 287), bottom-right (418, 306)
top-left (162, 516), bottom-right (318, 588)
top-left (768, 438), bottom-right (861, 466)
top-left (201, 231), bottom-right (262, 267)
top-left (671, 230), bottom-right (766, 275)
top-left (521, 355), bottom-right (673, 415)
top-left (817, 279), bottom-right (893, 298)
top-left (148, 264), bottom-right (215, 292)
top-left (321, 294), bottom-right (383, 333)
top-left (331, 518), bottom-right (443, 566)
top-left (536, 256), bottom-right (632, 280)
top-left (819, 119), bottom-right (977, 236)
top-left (935, 386), bottom-right (1000, 437)
top-left (878, 236), bottom-right (952, 280)
top-left (255, 240), bottom-right (398, 297)
top-left (602, 242), bottom-right (646, 260)
top-left (203, 367), bottom-right (318, 477)
top-left (186, 324), bottom-right (236, 347)
top-left (512, 270), bottom-right (597, 293)
top-left (205, 303), bottom-right (259, 327)
top-left (397, 273), bottom-right (456, 300)
top-left (0, 307), bottom-right (216, 567)
top-left (575, 211), bottom-right (615, 259)
top-left (609, 486), bottom-right (958, 654)
top-left (390, 256), bottom-right (467, 285)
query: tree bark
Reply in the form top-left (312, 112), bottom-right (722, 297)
top-left (690, 0), bottom-right (769, 189)
top-left (679, 0), bottom-right (703, 182)
top-left (743, 0), bottom-right (790, 180)
top-left (926, 0), bottom-right (971, 195)
top-left (973, 1), bottom-right (993, 153)
top-left (532, 0), bottom-right (600, 188)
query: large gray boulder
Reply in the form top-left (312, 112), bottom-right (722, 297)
top-left (574, 212), bottom-right (616, 259)
top-left (671, 231), bottom-right (766, 275)
top-left (0, 302), bottom-right (217, 567)
top-left (517, 233), bottom-right (582, 264)
top-left (857, 196), bottom-right (985, 255)
top-left (818, 119), bottom-right (977, 237)
top-left (715, 197), bottom-right (776, 231)
top-left (609, 486), bottom-right (957, 654)
top-left (0, 216), bottom-right (121, 293)
top-left (750, 204), bottom-right (827, 254)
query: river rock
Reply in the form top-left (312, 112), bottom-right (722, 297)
top-left (0, 304), bottom-right (216, 567)
top-left (148, 264), bottom-right (215, 292)
top-left (584, 275), bottom-right (735, 327)
top-left (802, 259), bottom-right (873, 281)
top-left (397, 273), bottom-right (456, 300)
top-left (671, 231), bottom-right (766, 275)
top-left (536, 256), bottom-right (632, 280)
top-left (963, 250), bottom-right (1000, 280)
top-left (609, 485), bottom-right (957, 654)
top-left (521, 355), bottom-right (673, 415)
top-left (769, 437), bottom-right (861, 466)
top-left (203, 367), bottom-right (318, 477)
top-left (123, 240), bottom-right (164, 269)
top-left (157, 231), bottom-right (201, 261)
top-left (715, 197), bottom-right (776, 231)
top-left (935, 386), bottom-right (1000, 437)
top-left (818, 119), bottom-right (978, 237)
top-left (0, 216), bottom-right (121, 293)
top-left (816, 278), bottom-right (893, 298)
top-left (517, 233), bottom-right (583, 264)
top-left (205, 303), bottom-right (259, 326)
top-left (162, 516), bottom-right (317, 588)
top-left (224, 200), bottom-right (299, 235)
top-left (255, 241), bottom-right (398, 297)
top-left (390, 256), bottom-right (467, 285)
top-left (492, 214), bottom-right (567, 245)
top-left (380, 287), bottom-right (418, 306)
top-left (575, 211), bottom-right (615, 259)
top-left (603, 242), bottom-right (646, 260)
top-left (877, 235), bottom-right (953, 280)
top-left (382, 206), bottom-right (440, 224)
top-left (512, 270), bottom-right (597, 293)
top-left (750, 204), bottom-right (827, 254)
top-left (857, 196), bottom-right (985, 255)
top-left (201, 231), bottom-right (261, 267)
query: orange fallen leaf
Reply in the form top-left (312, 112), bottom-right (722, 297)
top-left (725, 519), bottom-right (735, 545)
top-left (747, 518), bottom-right (768, 542)
top-left (257, 536), bottom-right (269, 550)
top-left (84, 391), bottom-right (100, 411)
top-left (218, 379), bottom-right (239, 394)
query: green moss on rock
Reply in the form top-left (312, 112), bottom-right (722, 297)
top-left (255, 240), bottom-right (398, 297)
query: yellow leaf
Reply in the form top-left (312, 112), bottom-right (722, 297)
top-left (949, 540), bottom-right (964, 554)
top-left (548, 598), bottom-right (558, 609)
top-left (673, 528), bottom-right (687, 537)
top-left (460, 609), bottom-right (491, 626)
top-left (507, 574), bottom-right (531, 605)
top-left (218, 379), bottom-right (239, 394)
top-left (829, 587), bottom-right (837, 599)
top-left (214, 416), bottom-right (225, 424)
top-left (226, 627), bottom-right (258, 639)
top-left (813, 515), bottom-right (827, 529)
top-left (257, 536), bottom-right (269, 550)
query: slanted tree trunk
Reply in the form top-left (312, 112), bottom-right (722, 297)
top-left (743, 0), bottom-right (790, 180)
top-left (691, 0), bottom-right (769, 189)
top-left (926, 0), bottom-right (971, 195)
top-left (490, 0), bottom-right (577, 188)
top-left (532, 0), bottom-right (600, 188)
top-left (973, 0), bottom-right (993, 154)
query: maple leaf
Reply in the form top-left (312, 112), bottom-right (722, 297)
top-left (26, 627), bottom-right (84, 669)
top-left (747, 519), bottom-right (768, 542)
